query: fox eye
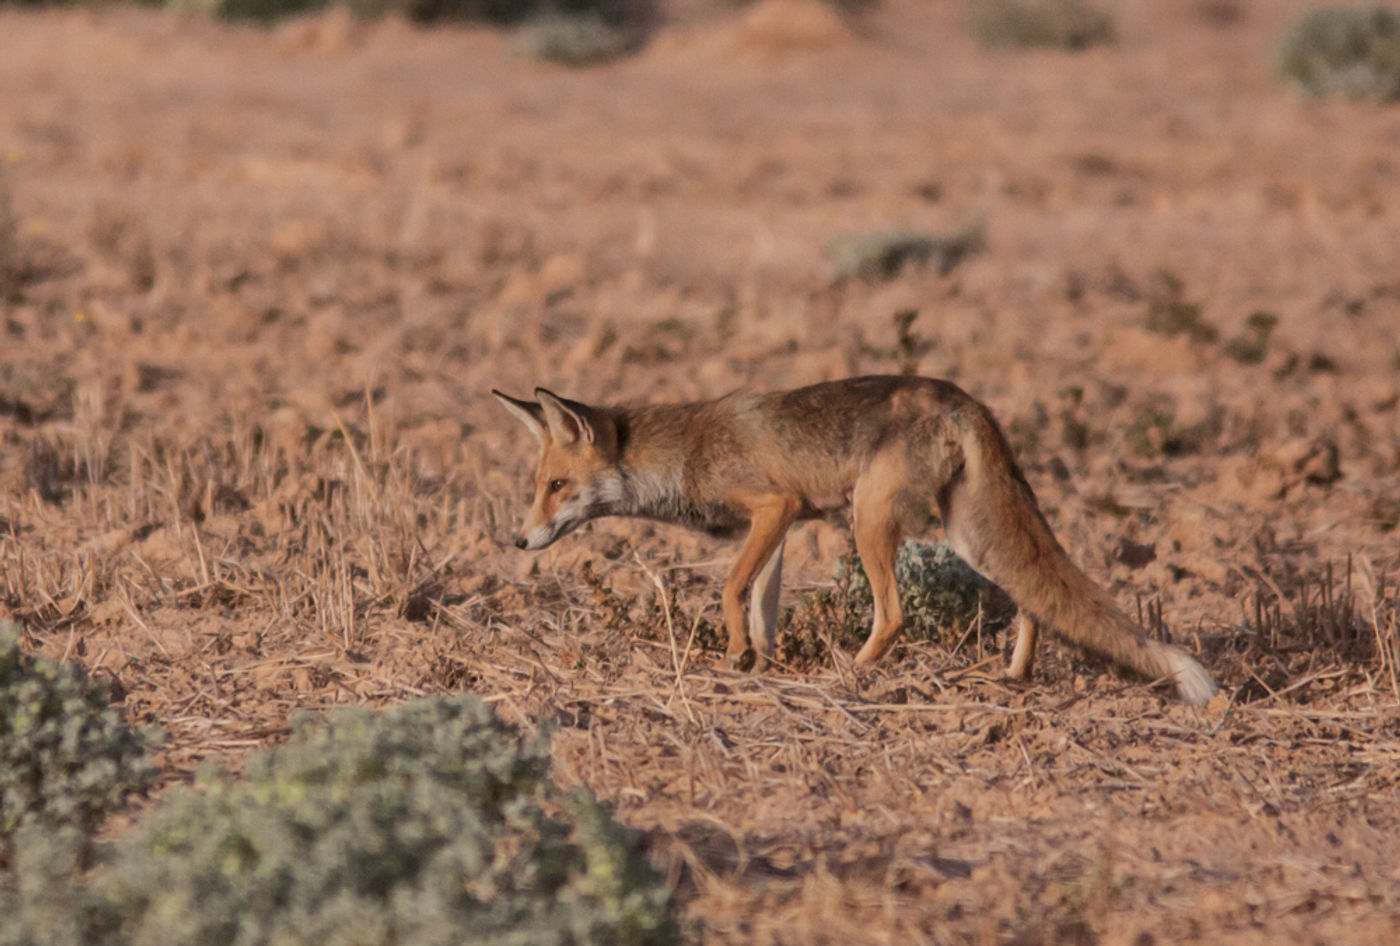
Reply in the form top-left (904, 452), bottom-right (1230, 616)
top-left (547, 478), bottom-right (568, 494)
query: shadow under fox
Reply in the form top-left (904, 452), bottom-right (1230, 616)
top-left (493, 375), bottom-right (1216, 704)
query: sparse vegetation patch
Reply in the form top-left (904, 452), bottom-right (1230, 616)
top-left (0, 172), bottom-right (26, 303)
top-left (1276, 6), bottom-right (1400, 101)
top-left (513, 10), bottom-right (645, 66)
top-left (968, 0), bottom-right (1115, 50)
top-left (166, 0), bottom-right (324, 21)
top-left (784, 540), bottom-right (1014, 666)
top-left (1224, 310), bottom-right (1279, 364)
top-left (162, 0), bottom-right (657, 31)
top-left (1, 695), bottom-right (677, 946)
top-left (825, 223), bottom-right (984, 282)
top-left (96, 695), bottom-right (675, 946)
top-left (1143, 269), bottom-right (1218, 342)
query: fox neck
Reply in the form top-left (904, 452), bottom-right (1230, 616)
top-left (609, 463), bottom-right (686, 521)
top-left (594, 404), bottom-right (746, 536)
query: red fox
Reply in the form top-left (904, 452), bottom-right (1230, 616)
top-left (493, 376), bottom-right (1217, 704)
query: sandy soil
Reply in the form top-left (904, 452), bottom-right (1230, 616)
top-left (2, 1), bottom-right (1398, 942)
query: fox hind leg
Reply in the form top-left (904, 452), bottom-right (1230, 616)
top-left (748, 538), bottom-right (785, 671)
top-left (1006, 612), bottom-right (1040, 681)
top-left (851, 471), bottom-right (905, 665)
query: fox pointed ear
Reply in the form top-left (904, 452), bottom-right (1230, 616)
top-left (492, 390), bottom-right (547, 446)
top-left (534, 389), bottom-right (615, 456)
top-left (534, 388), bottom-right (590, 447)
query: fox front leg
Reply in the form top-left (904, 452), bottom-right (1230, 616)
top-left (722, 497), bottom-right (799, 670)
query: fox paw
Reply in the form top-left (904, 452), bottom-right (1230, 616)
top-left (726, 647), bottom-right (755, 672)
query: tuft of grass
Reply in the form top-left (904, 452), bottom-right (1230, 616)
top-left (1123, 399), bottom-right (1217, 458)
top-left (1143, 269), bottom-right (1217, 342)
top-left (892, 309), bottom-right (925, 374)
top-left (0, 171), bottom-right (26, 304)
top-left (1229, 557), bottom-right (1396, 701)
top-left (1275, 6), bottom-right (1400, 101)
top-left (968, 0), bottom-right (1115, 51)
top-left (1223, 310), bottom-right (1279, 365)
top-left (825, 223), bottom-right (984, 283)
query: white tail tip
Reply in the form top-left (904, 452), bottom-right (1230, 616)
top-left (1167, 650), bottom-right (1218, 705)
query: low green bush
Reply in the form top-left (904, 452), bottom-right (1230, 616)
top-left (1143, 269), bottom-right (1217, 343)
top-left (784, 540), bottom-right (1013, 665)
top-left (1, 825), bottom-right (112, 946)
top-left (165, 0), bottom-right (654, 27)
top-left (968, 0), bottom-right (1115, 51)
top-left (1275, 6), bottom-right (1400, 101)
top-left (1, 171), bottom-right (26, 304)
top-left (93, 695), bottom-right (676, 946)
top-left (513, 10), bottom-right (644, 65)
top-left (825, 223), bottom-right (984, 283)
top-left (165, 0), bottom-right (325, 21)
top-left (343, 0), bottom-right (536, 22)
top-left (843, 540), bottom-right (1014, 640)
top-left (1223, 310), bottom-right (1278, 365)
top-left (0, 623), bottom-right (155, 858)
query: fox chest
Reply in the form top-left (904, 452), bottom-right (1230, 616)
top-left (674, 500), bottom-right (750, 538)
top-left (674, 494), bottom-right (842, 538)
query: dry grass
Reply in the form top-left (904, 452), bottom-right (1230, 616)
top-left (2, 3), bottom-right (1399, 943)
top-left (3, 397), bottom-right (1397, 941)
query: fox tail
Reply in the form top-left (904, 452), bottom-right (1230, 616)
top-left (944, 409), bottom-right (1218, 705)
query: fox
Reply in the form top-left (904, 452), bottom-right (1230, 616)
top-left (492, 375), bottom-right (1217, 704)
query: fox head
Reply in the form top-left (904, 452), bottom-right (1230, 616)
top-left (492, 388), bottom-right (622, 551)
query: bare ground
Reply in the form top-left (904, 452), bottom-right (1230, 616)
top-left (2, 1), bottom-right (1399, 943)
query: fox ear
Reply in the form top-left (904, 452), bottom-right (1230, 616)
top-left (492, 390), bottom-right (547, 446)
top-left (534, 388), bottom-right (592, 447)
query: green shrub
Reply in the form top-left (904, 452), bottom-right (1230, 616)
top-left (166, 0), bottom-right (326, 21)
top-left (1223, 310), bottom-right (1278, 365)
top-left (341, 0), bottom-right (533, 22)
top-left (513, 10), bottom-right (644, 65)
top-left (784, 541), bottom-right (1013, 665)
top-left (0, 825), bottom-right (114, 946)
top-left (968, 0), bottom-right (1115, 50)
top-left (844, 541), bottom-right (1014, 640)
top-left (167, 0), bottom-right (654, 27)
top-left (1276, 6), bottom-right (1400, 101)
top-left (1143, 269), bottom-right (1217, 342)
top-left (0, 623), bottom-right (156, 857)
top-left (1, 171), bottom-right (25, 303)
top-left (92, 695), bottom-right (676, 946)
top-left (825, 223), bottom-right (984, 283)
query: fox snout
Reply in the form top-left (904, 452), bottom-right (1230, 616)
top-left (511, 518), bottom-right (571, 552)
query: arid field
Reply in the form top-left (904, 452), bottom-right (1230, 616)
top-left (2, 1), bottom-right (1398, 942)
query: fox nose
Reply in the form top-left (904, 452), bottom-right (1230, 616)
top-left (513, 535), bottom-right (528, 550)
